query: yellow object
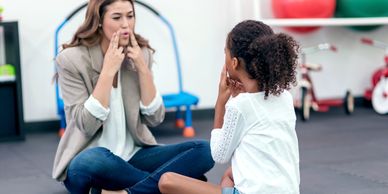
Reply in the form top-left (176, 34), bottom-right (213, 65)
top-left (0, 64), bottom-right (15, 76)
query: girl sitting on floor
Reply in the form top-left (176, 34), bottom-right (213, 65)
top-left (158, 20), bottom-right (300, 194)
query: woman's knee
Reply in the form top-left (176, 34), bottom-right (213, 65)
top-left (68, 147), bottom-right (112, 172)
top-left (191, 140), bottom-right (215, 170)
top-left (158, 172), bottom-right (179, 193)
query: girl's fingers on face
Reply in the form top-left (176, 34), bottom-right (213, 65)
top-left (222, 65), bottom-right (226, 73)
top-left (230, 79), bottom-right (236, 86)
top-left (227, 78), bottom-right (233, 87)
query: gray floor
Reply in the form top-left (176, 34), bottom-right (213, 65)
top-left (0, 106), bottom-right (387, 194)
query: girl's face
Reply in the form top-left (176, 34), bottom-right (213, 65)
top-left (101, 1), bottom-right (134, 47)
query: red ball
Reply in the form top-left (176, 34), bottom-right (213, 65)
top-left (272, 0), bottom-right (336, 33)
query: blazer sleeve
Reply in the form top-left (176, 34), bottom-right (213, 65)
top-left (56, 53), bottom-right (103, 137)
top-left (139, 48), bottom-right (165, 127)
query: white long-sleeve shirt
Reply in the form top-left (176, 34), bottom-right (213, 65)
top-left (84, 71), bottom-right (163, 161)
top-left (211, 91), bottom-right (300, 194)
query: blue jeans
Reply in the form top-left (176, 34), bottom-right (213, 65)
top-left (64, 140), bottom-right (214, 194)
top-left (222, 187), bottom-right (240, 194)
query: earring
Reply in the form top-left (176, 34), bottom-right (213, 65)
top-left (98, 24), bottom-right (102, 28)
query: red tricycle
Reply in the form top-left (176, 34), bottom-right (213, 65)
top-left (360, 38), bottom-right (388, 114)
top-left (297, 43), bottom-right (354, 121)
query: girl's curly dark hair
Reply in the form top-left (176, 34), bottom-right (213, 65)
top-left (227, 20), bottom-right (299, 99)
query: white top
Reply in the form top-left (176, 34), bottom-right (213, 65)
top-left (211, 91), bottom-right (300, 194)
top-left (84, 71), bottom-right (163, 161)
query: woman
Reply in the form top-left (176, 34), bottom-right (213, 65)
top-left (158, 20), bottom-right (300, 194)
top-left (52, 0), bottom-right (214, 193)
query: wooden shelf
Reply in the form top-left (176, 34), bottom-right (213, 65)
top-left (260, 17), bottom-right (388, 27)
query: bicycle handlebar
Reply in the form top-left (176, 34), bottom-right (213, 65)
top-left (301, 43), bottom-right (337, 55)
top-left (361, 37), bottom-right (388, 51)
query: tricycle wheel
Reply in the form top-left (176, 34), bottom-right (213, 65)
top-left (344, 90), bottom-right (354, 115)
top-left (301, 87), bottom-right (311, 121)
top-left (372, 77), bottom-right (388, 114)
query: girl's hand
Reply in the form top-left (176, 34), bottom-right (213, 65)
top-left (227, 77), bottom-right (245, 97)
top-left (102, 31), bottom-right (125, 76)
top-left (127, 30), bottom-right (147, 72)
top-left (217, 65), bottom-right (231, 103)
top-left (220, 166), bottom-right (234, 187)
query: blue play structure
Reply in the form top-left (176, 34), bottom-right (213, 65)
top-left (54, 1), bottom-right (199, 137)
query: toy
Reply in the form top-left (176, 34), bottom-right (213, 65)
top-left (335, 0), bottom-right (388, 31)
top-left (0, 6), bottom-right (3, 21)
top-left (360, 38), bottom-right (388, 114)
top-left (0, 64), bottom-right (16, 82)
top-left (297, 43), bottom-right (354, 121)
top-left (135, 1), bottom-right (200, 137)
top-left (272, 0), bottom-right (336, 33)
top-left (0, 64), bottom-right (15, 75)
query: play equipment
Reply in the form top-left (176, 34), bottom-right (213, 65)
top-left (272, 0), bottom-right (336, 33)
top-left (135, 2), bottom-right (199, 137)
top-left (298, 43), bottom-right (354, 121)
top-left (54, 3), bottom-right (88, 138)
top-left (360, 38), bottom-right (388, 114)
top-left (335, 0), bottom-right (388, 31)
top-left (0, 6), bottom-right (3, 21)
top-left (55, 1), bottom-right (199, 137)
top-left (0, 64), bottom-right (15, 75)
top-left (0, 64), bottom-right (15, 82)
top-left (0, 6), bottom-right (4, 22)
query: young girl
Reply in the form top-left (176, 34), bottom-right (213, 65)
top-left (158, 20), bottom-right (300, 194)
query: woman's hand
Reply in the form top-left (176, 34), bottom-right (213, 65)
top-left (102, 31), bottom-right (125, 76)
top-left (127, 30), bottom-right (147, 72)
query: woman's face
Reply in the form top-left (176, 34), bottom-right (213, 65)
top-left (101, 0), bottom-right (135, 47)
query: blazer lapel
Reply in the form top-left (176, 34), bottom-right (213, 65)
top-left (88, 45), bottom-right (104, 87)
top-left (89, 44), bottom-right (104, 73)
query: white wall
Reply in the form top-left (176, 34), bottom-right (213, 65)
top-left (1, 0), bottom-right (387, 122)
top-left (2, 0), bottom-right (89, 122)
top-left (2, 0), bottom-right (234, 122)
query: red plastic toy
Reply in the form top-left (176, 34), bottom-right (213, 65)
top-left (360, 38), bottom-right (388, 114)
top-left (272, 0), bottom-right (336, 33)
top-left (297, 43), bottom-right (354, 121)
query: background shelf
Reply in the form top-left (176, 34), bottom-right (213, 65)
top-left (260, 17), bottom-right (388, 27)
top-left (0, 21), bottom-right (25, 141)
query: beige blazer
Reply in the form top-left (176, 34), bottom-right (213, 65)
top-left (52, 44), bottom-right (165, 181)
